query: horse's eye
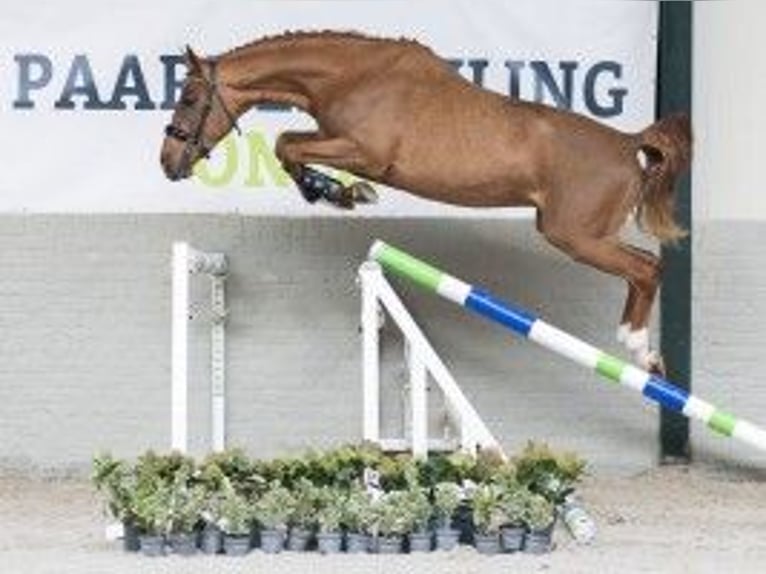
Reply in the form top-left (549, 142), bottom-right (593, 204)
top-left (180, 95), bottom-right (196, 107)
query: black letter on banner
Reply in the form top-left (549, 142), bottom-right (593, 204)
top-left (504, 60), bottom-right (525, 99)
top-left (160, 54), bottom-right (185, 109)
top-left (54, 55), bottom-right (109, 110)
top-left (14, 54), bottom-right (53, 109)
top-left (466, 59), bottom-right (488, 88)
top-left (584, 61), bottom-right (627, 118)
top-left (531, 61), bottom-right (577, 110)
top-left (110, 54), bottom-right (155, 110)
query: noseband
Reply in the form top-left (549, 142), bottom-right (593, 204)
top-left (164, 60), bottom-right (242, 178)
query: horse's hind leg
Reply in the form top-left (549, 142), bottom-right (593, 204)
top-left (275, 131), bottom-right (379, 208)
top-left (541, 226), bottom-right (663, 372)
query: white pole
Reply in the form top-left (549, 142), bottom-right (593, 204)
top-left (410, 348), bottom-right (428, 458)
top-left (360, 262), bottom-right (381, 443)
top-left (210, 276), bottom-right (226, 453)
top-left (171, 242), bottom-right (190, 453)
top-left (370, 263), bottom-right (501, 453)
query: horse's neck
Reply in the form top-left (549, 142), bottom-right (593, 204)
top-left (219, 37), bottom-right (374, 110)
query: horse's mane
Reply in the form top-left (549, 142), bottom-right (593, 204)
top-left (219, 29), bottom-right (433, 59)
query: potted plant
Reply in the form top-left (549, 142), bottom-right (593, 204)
top-left (253, 481), bottom-right (295, 553)
top-left (196, 460), bottom-right (226, 554)
top-left (523, 493), bottom-right (556, 554)
top-left (166, 474), bottom-right (205, 556)
top-left (432, 482), bottom-right (462, 551)
top-left (219, 481), bottom-right (253, 556)
top-left (315, 486), bottom-right (345, 553)
top-left (342, 485), bottom-right (375, 553)
top-left (132, 478), bottom-right (173, 557)
top-left (372, 490), bottom-right (415, 554)
top-left (92, 453), bottom-right (140, 552)
top-left (405, 486), bottom-right (433, 552)
top-left (514, 441), bottom-right (585, 505)
top-left (471, 483), bottom-right (505, 555)
top-left (498, 482), bottom-right (528, 553)
top-left (287, 478), bottom-right (318, 551)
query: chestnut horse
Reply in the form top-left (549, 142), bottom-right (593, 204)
top-left (160, 31), bottom-right (691, 372)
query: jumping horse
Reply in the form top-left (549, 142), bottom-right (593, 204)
top-left (160, 31), bottom-right (692, 373)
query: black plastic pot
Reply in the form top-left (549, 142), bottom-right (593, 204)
top-left (524, 522), bottom-right (555, 554)
top-left (345, 532), bottom-right (371, 553)
top-left (408, 531), bottom-right (433, 552)
top-left (200, 523), bottom-right (223, 555)
top-left (287, 528), bottom-right (312, 552)
top-left (139, 534), bottom-right (166, 557)
top-left (122, 519), bottom-right (140, 552)
top-left (169, 532), bottom-right (197, 556)
top-left (434, 527), bottom-right (461, 551)
top-left (473, 533), bottom-right (500, 555)
top-left (376, 535), bottom-right (403, 554)
top-left (223, 533), bottom-right (251, 556)
top-left (500, 525), bottom-right (525, 553)
top-left (260, 529), bottom-right (285, 554)
top-left (316, 531), bottom-right (343, 554)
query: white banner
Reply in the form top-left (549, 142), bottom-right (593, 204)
top-left (0, 1), bottom-right (657, 216)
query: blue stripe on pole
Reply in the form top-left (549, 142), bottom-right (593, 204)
top-left (642, 376), bottom-right (690, 413)
top-left (464, 288), bottom-right (537, 337)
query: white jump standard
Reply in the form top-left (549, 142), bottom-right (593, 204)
top-left (369, 240), bottom-right (766, 454)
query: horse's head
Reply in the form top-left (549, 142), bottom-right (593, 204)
top-left (160, 47), bottom-right (241, 181)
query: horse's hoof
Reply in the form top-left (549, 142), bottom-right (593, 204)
top-left (643, 351), bottom-right (666, 377)
top-left (349, 181), bottom-right (378, 204)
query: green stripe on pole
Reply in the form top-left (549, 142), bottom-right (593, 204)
top-left (708, 410), bottom-right (737, 437)
top-left (595, 354), bottom-right (626, 383)
top-left (373, 242), bottom-right (444, 293)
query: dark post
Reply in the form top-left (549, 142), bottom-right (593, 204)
top-left (657, 2), bottom-right (693, 462)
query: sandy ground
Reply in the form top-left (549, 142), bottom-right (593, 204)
top-left (1, 465), bottom-right (766, 574)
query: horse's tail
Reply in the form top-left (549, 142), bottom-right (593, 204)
top-left (634, 113), bottom-right (692, 244)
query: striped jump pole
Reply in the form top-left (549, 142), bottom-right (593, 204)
top-left (369, 240), bottom-right (766, 454)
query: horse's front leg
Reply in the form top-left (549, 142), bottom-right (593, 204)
top-left (541, 226), bottom-right (664, 374)
top-left (617, 245), bottom-right (664, 375)
top-left (275, 131), bottom-right (378, 208)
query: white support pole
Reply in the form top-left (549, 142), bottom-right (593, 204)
top-left (409, 347), bottom-right (428, 458)
top-left (210, 276), bottom-right (226, 453)
top-left (171, 242), bottom-right (190, 453)
top-left (360, 261), bottom-right (502, 456)
top-left (360, 262), bottom-right (381, 444)
top-left (171, 242), bottom-right (228, 454)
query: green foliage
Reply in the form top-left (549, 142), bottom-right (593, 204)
top-left (513, 441), bottom-right (586, 504)
top-left (253, 481), bottom-right (296, 531)
top-left (132, 478), bottom-right (173, 536)
top-left (432, 482), bottom-right (462, 528)
top-left (498, 481), bottom-right (528, 527)
top-left (373, 490), bottom-right (419, 537)
top-left (218, 480), bottom-right (253, 535)
top-left (341, 485), bottom-right (376, 534)
top-left (472, 448), bottom-right (515, 484)
top-left (314, 486), bottom-right (346, 533)
top-left (470, 483), bottom-right (506, 535)
top-left (289, 478), bottom-right (320, 530)
top-left (405, 486), bottom-right (432, 533)
top-left (91, 452), bottom-right (136, 521)
top-left (524, 492), bottom-right (556, 531)
top-left (168, 479), bottom-right (206, 534)
top-left (92, 441), bottom-right (586, 540)
top-left (202, 449), bottom-right (263, 499)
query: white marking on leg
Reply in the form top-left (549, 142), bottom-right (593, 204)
top-left (623, 328), bottom-right (653, 370)
top-left (617, 323), bottom-right (631, 344)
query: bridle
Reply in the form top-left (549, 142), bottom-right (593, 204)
top-left (164, 59), bottom-right (242, 179)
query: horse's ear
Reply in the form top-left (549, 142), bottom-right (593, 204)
top-left (185, 45), bottom-right (204, 77)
